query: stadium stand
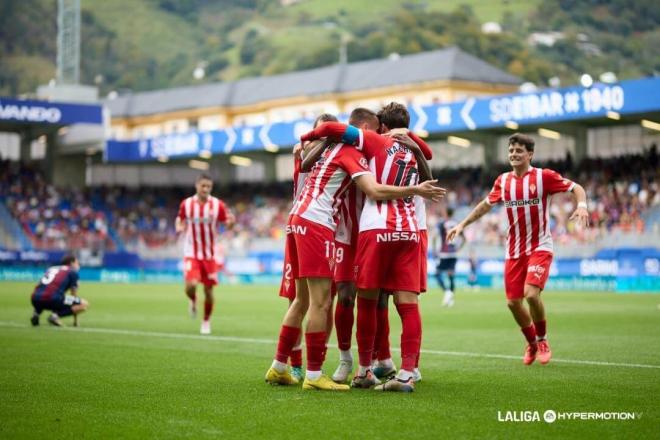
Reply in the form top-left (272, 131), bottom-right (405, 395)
top-left (1, 145), bottom-right (657, 256)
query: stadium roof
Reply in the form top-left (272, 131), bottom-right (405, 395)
top-left (105, 46), bottom-right (521, 118)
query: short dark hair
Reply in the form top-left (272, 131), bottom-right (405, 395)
top-left (60, 254), bottom-right (77, 266)
top-left (196, 173), bottom-right (213, 182)
top-left (313, 113), bottom-right (338, 128)
top-left (508, 133), bottom-right (535, 152)
top-left (348, 107), bottom-right (378, 127)
top-left (377, 102), bottom-right (410, 130)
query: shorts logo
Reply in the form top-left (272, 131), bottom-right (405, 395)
top-left (286, 225), bottom-right (307, 235)
top-left (528, 264), bottom-right (545, 279)
top-left (284, 280), bottom-right (290, 292)
top-left (376, 231), bottom-right (419, 242)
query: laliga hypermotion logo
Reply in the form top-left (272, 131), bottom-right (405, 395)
top-left (498, 410), bottom-right (642, 423)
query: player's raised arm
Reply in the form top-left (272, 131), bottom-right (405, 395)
top-left (568, 183), bottom-right (589, 228)
top-left (300, 122), bottom-right (355, 144)
top-left (354, 174), bottom-right (446, 201)
top-left (447, 199), bottom-right (493, 242)
top-left (300, 139), bottom-right (332, 172)
top-left (390, 133), bottom-right (433, 182)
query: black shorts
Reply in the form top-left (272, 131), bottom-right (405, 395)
top-left (437, 258), bottom-right (457, 272)
top-left (32, 295), bottom-right (81, 316)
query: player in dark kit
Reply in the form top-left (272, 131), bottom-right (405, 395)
top-left (30, 255), bottom-right (89, 327)
top-left (436, 207), bottom-right (464, 307)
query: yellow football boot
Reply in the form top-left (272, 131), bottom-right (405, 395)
top-left (265, 367), bottom-right (299, 385)
top-left (302, 374), bottom-right (350, 391)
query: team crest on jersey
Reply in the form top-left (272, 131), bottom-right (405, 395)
top-left (359, 157), bottom-right (368, 169)
top-left (529, 184), bottom-right (536, 194)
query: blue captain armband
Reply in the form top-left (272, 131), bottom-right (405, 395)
top-left (342, 125), bottom-right (361, 146)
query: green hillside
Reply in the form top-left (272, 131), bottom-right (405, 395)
top-left (1, 0), bottom-right (658, 96)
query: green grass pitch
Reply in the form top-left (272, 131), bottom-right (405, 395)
top-left (1, 282), bottom-right (658, 439)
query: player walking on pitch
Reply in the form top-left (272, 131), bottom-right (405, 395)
top-left (176, 173), bottom-right (234, 335)
top-left (436, 207), bottom-right (464, 307)
top-left (447, 133), bottom-right (589, 365)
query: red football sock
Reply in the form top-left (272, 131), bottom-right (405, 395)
top-left (305, 331), bottom-right (327, 371)
top-left (334, 301), bottom-right (354, 352)
top-left (356, 297), bottom-right (378, 368)
top-left (534, 320), bottom-right (547, 340)
top-left (521, 324), bottom-right (537, 345)
top-left (396, 302), bottom-right (422, 372)
top-left (275, 325), bottom-right (301, 363)
top-left (375, 307), bottom-right (391, 361)
top-left (203, 300), bottom-right (214, 321)
top-left (290, 347), bottom-right (303, 368)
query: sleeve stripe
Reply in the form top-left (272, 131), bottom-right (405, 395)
top-left (567, 182), bottom-right (576, 192)
top-left (350, 171), bottom-right (371, 179)
top-left (342, 125), bottom-right (361, 146)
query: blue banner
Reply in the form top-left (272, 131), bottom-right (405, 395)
top-left (104, 77), bottom-right (660, 162)
top-left (2, 248), bottom-right (657, 292)
top-left (0, 97), bottom-right (103, 125)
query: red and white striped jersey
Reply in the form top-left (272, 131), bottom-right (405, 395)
top-left (335, 184), bottom-right (366, 245)
top-left (414, 196), bottom-right (427, 230)
top-left (486, 167), bottom-right (575, 258)
top-left (177, 195), bottom-right (229, 260)
top-left (390, 129), bottom-right (431, 231)
top-left (358, 133), bottom-right (420, 232)
top-left (291, 143), bottom-right (370, 231)
top-left (298, 122), bottom-right (421, 232)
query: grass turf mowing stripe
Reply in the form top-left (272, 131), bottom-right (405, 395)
top-left (3, 320), bottom-right (659, 370)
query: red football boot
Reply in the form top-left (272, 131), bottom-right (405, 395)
top-left (523, 343), bottom-right (538, 365)
top-left (536, 340), bottom-right (552, 365)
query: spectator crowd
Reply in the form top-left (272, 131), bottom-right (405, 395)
top-left (1, 145), bottom-right (657, 255)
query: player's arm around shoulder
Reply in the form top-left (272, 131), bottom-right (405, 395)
top-left (300, 139), bottom-right (332, 172)
top-left (300, 122), bottom-right (350, 143)
top-left (354, 173), bottom-right (446, 201)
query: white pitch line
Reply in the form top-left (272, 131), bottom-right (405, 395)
top-left (1, 321), bottom-right (659, 370)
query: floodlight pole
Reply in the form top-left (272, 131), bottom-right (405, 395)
top-left (57, 0), bottom-right (81, 85)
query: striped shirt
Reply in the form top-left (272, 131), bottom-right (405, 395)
top-left (177, 195), bottom-right (229, 260)
top-left (335, 184), bottom-right (365, 245)
top-left (359, 137), bottom-right (419, 232)
top-left (291, 143), bottom-right (370, 231)
top-left (486, 167), bottom-right (575, 258)
top-left (299, 122), bottom-right (420, 232)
